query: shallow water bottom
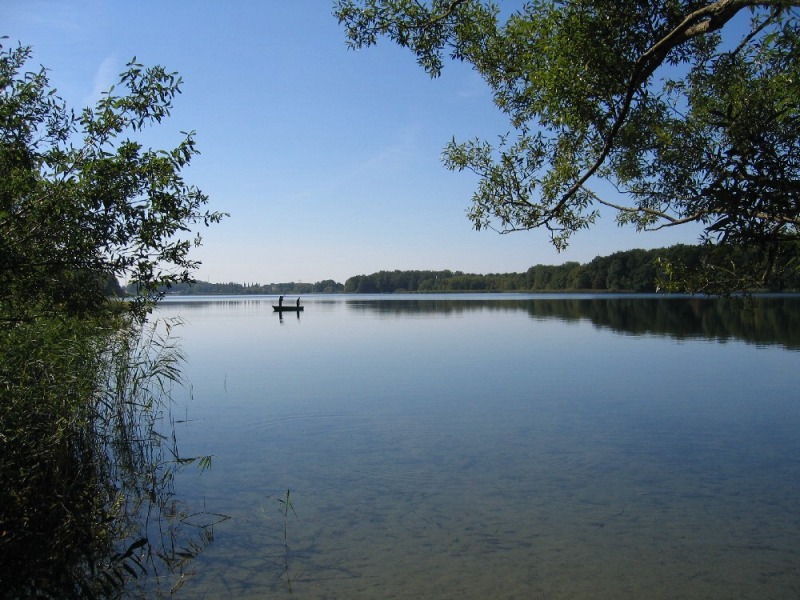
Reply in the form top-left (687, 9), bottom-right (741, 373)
top-left (175, 406), bottom-right (800, 599)
top-left (156, 296), bottom-right (800, 598)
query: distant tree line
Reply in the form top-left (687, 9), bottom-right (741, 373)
top-left (129, 243), bottom-right (800, 296)
top-left (127, 279), bottom-right (344, 295)
top-left (344, 245), bottom-right (800, 293)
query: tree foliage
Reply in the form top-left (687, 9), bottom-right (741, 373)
top-left (335, 1), bottom-right (800, 292)
top-left (0, 42), bottom-right (224, 596)
top-left (0, 41), bottom-right (225, 323)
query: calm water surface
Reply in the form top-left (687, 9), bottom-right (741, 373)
top-left (156, 294), bottom-right (800, 599)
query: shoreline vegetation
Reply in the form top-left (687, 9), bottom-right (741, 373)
top-left (136, 244), bottom-right (800, 297)
top-left (1, 44), bottom-right (225, 597)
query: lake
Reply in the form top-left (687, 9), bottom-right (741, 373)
top-left (153, 294), bottom-right (800, 599)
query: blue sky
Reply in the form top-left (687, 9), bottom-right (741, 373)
top-left (4, 1), bottom-right (703, 284)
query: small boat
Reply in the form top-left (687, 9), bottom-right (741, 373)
top-left (272, 305), bottom-right (304, 312)
top-left (274, 296), bottom-right (303, 313)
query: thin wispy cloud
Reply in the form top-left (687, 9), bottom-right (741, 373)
top-left (456, 70), bottom-right (489, 99)
top-left (83, 55), bottom-right (119, 106)
top-left (290, 124), bottom-right (423, 204)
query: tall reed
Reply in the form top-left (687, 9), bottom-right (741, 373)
top-left (0, 314), bottom-right (223, 598)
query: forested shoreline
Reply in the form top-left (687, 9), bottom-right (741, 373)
top-left (148, 244), bottom-right (800, 296)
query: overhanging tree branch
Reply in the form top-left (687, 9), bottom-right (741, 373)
top-left (338, 1), bottom-right (800, 292)
top-left (556, 0), bottom-right (794, 215)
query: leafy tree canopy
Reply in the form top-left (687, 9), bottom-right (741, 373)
top-left (0, 41), bottom-right (225, 323)
top-left (335, 1), bottom-right (800, 292)
top-left (0, 41), bottom-right (225, 594)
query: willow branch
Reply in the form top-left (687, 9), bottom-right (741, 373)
top-left (590, 188), bottom-right (800, 230)
top-left (423, 0), bottom-right (469, 25)
top-left (554, 0), bottom-right (794, 215)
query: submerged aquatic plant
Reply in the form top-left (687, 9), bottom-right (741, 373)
top-left (267, 488), bottom-right (298, 592)
top-left (277, 489), bottom-right (297, 547)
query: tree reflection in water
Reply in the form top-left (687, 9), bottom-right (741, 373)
top-left (346, 294), bottom-right (800, 350)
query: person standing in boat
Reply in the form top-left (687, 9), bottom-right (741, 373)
top-left (296, 296), bottom-right (300, 309)
top-left (279, 295), bottom-right (284, 308)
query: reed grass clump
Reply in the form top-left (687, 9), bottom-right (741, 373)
top-left (0, 314), bottom-right (221, 598)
